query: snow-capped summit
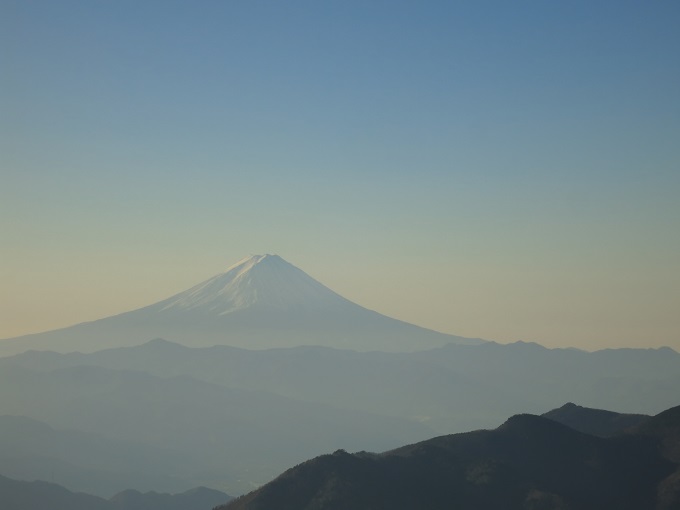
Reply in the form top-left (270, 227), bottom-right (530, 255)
top-left (0, 255), bottom-right (482, 355)
top-left (155, 254), bottom-right (354, 314)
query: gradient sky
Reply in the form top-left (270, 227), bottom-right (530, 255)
top-left (2, 0), bottom-right (679, 350)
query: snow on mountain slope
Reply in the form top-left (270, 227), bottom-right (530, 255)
top-left (153, 254), bottom-right (357, 314)
top-left (0, 255), bottom-right (482, 355)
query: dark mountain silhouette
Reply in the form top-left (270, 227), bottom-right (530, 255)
top-left (219, 405), bottom-right (680, 510)
top-left (542, 402), bottom-right (650, 437)
top-left (539, 402), bottom-right (680, 508)
top-left (627, 406), bottom-right (680, 510)
top-left (631, 405), bottom-right (680, 463)
top-left (0, 255), bottom-right (480, 355)
top-left (0, 474), bottom-right (231, 510)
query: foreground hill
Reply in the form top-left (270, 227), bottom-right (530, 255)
top-left (0, 474), bottom-right (230, 510)
top-left (0, 255), bottom-right (479, 355)
top-left (632, 405), bottom-right (680, 463)
top-left (219, 405), bottom-right (680, 510)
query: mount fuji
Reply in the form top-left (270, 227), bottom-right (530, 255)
top-left (0, 255), bottom-right (481, 355)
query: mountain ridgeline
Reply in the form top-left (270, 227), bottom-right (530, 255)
top-left (0, 474), bottom-right (231, 510)
top-left (218, 404), bottom-right (680, 510)
top-left (0, 339), bottom-right (678, 496)
top-left (0, 255), bottom-right (480, 355)
top-left (3, 402), bottom-right (679, 510)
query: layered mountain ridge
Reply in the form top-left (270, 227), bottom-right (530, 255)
top-left (2, 332), bottom-right (679, 504)
top-left (0, 255), bottom-right (480, 355)
top-left (0, 474), bottom-right (231, 510)
top-left (219, 403), bottom-right (680, 510)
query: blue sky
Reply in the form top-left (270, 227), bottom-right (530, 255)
top-left (2, 0), bottom-right (679, 349)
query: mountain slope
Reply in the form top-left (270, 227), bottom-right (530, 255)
top-left (0, 474), bottom-right (110, 510)
top-left (631, 405), bottom-right (680, 463)
top-left (219, 406), bottom-right (680, 510)
top-left (0, 255), bottom-right (479, 355)
top-left (542, 402), bottom-right (650, 437)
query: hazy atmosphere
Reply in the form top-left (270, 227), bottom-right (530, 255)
top-left (2, 4), bottom-right (680, 508)
top-left (3, 0), bottom-right (679, 350)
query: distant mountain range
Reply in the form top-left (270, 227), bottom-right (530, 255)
top-left (1, 339), bottom-right (678, 495)
top-left (0, 349), bottom-right (431, 496)
top-left (0, 254), bottom-right (480, 355)
top-left (219, 404), bottom-right (680, 510)
top-left (0, 474), bottom-right (231, 510)
top-left (0, 414), bottom-right (192, 497)
top-left (6, 338), bottom-right (678, 432)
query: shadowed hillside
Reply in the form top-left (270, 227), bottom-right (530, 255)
top-left (219, 405), bottom-right (680, 510)
top-left (542, 402), bottom-right (649, 437)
